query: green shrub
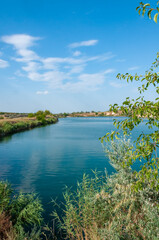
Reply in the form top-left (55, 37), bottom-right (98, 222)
top-left (2, 122), bottom-right (14, 134)
top-left (28, 113), bottom-right (35, 118)
top-left (44, 110), bottom-right (51, 115)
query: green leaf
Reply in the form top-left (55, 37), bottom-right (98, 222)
top-left (154, 13), bottom-right (158, 23)
top-left (143, 3), bottom-right (150, 7)
top-left (148, 9), bottom-right (152, 19)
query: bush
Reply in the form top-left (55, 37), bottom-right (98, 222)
top-left (2, 122), bottom-right (14, 134)
top-left (28, 113), bottom-right (35, 118)
top-left (44, 110), bottom-right (51, 115)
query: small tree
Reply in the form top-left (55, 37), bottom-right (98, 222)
top-left (101, 50), bottom-right (159, 192)
top-left (100, 1), bottom-right (159, 192)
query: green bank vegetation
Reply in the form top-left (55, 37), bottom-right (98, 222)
top-left (0, 110), bottom-right (58, 138)
top-left (0, 2), bottom-right (159, 239)
top-left (0, 181), bottom-right (43, 240)
top-left (55, 139), bottom-right (159, 239)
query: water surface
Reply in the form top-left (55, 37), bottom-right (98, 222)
top-left (0, 117), bottom-right (153, 219)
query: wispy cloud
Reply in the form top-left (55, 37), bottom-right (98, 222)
top-left (116, 59), bottom-right (126, 63)
top-left (109, 81), bottom-right (123, 88)
top-left (2, 34), bottom-right (115, 91)
top-left (69, 64), bottom-right (85, 74)
top-left (2, 34), bottom-right (40, 49)
top-left (69, 39), bottom-right (98, 48)
top-left (128, 66), bottom-right (140, 71)
top-left (0, 59), bottom-right (9, 68)
top-left (62, 69), bottom-right (115, 91)
top-left (36, 90), bottom-right (48, 95)
top-left (2, 34), bottom-right (40, 62)
top-left (72, 51), bottom-right (81, 57)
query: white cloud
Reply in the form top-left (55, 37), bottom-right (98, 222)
top-left (63, 69), bottom-right (115, 91)
top-left (73, 51), bottom-right (81, 57)
top-left (128, 66), bottom-right (140, 71)
top-left (42, 57), bottom-right (83, 70)
top-left (2, 34), bottom-right (40, 49)
top-left (109, 81), bottom-right (122, 88)
top-left (0, 59), bottom-right (9, 68)
top-left (69, 64), bottom-right (85, 74)
top-left (2, 34), bottom-right (116, 91)
top-left (15, 49), bottom-right (39, 62)
top-left (28, 70), bottom-right (68, 90)
top-left (42, 54), bottom-right (113, 71)
top-left (69, 39), bottom-right (98, 48)
top-left (116, 59), bottom-right (126, 62)
top-left (104, 69), bottom-right (115, 74)
top-left (22, 61), bottom-right (41, 72)
top-left (2, 34), bottom-right (40, 62)
top-left (78, 72), bottom-right (105, 85)
top-left (15, 70), bottom-right (25, 77)
top-left (36, 90), bottom-right (48, 95)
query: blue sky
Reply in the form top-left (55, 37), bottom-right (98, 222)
top-left (0, 0), bottom-right (158, 113)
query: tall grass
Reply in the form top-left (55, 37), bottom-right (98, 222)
top-left (53, 139), bottom-right (159, 240)
top-left (0, 181), bottom-right (43, 240)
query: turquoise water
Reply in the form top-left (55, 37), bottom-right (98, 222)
top-left (0, 117), bottom-right (153, 220)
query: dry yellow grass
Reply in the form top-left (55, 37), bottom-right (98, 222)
top-left (0, 116), bottom-right (36, 124)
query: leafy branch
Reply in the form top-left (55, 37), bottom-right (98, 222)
top-left (136, 1), bottom-right (159, 23)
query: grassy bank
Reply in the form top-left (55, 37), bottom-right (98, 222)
top-left (0, 111), bottom-right (58, 138)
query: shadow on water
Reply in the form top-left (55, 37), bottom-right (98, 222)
top-left (0, 135), bottom-right (13, 143)
top-left (0, 124), bottom-right (52, 143)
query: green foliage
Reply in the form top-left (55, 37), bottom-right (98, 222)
top-left (100, 53), bottom-right (159, 192)
top-left (136, 1), bottom-right (159, 23)
top-left (28, 113), bottom-right (35, 118)
top-left (36, 115), bottom-right (46, 124)
top-left (0, 114), bottom-right (58, 137)
top-left (99, 113), bottom-right (105, 117)
top-left (0, 181), bottom-right (12, 213)
top-left (44, 110), bottom-right (52, 115)
top-left (54, 140), bottom-right (159, 240)
top-left (0, 181), bottom-right (43, 239)
top-left (10, 193), bottom-right (43, 227)
top-left (63, 112), bottom-right (69, 117)
top-left (35, 110), bottom-right (52, 124)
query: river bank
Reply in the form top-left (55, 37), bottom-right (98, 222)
top-left (56, 110), bottom-right (123, 118)
top-left (0, 114), bottom-right (58, 138)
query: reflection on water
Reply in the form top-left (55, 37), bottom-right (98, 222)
top-left (0, 117), bottom-right (153, 220)
top-left (0, 135), bottom-right (13, 143)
